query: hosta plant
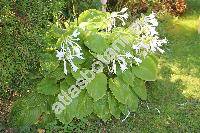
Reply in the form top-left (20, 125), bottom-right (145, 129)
top-left (10, 8), bottom-right (167, 127)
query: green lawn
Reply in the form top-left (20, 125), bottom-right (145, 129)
top-left (73, 1), bottom-right (200, 132)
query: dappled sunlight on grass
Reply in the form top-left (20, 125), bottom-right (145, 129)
top-left (164, 18), bottom-right (199, 39)
top-left (178, 19), bottom-right (197, 30)
top-left (169, 64), bottom-right (200, 99)
top-left (158, 13), bottom-right (200, 100)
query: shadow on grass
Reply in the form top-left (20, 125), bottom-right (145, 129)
top-left (160, 15), bottom-right (200, 78)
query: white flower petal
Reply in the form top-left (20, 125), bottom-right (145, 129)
top-left (63, 60), bottom-right (68, 75)
top-left (118, 57), bottom-right (128, 72)
top-left (157, 47), bottom-right (165, 54)
top-left (71, 29), bottom-right (80, 38)
top-left (120, 7), bottom-right (128, 13)
top-left (125, 52), bottom-right (133, 58)
top-left (134, 57), bottom-right (142, 65)
top-left (56, 50), bottom-right (64, 60)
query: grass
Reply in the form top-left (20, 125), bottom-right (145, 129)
top-left (76, 1), bottom-right (200, 132)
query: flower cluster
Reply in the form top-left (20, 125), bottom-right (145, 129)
top-left (56, 29), bottom-right (84, 75)
top-left (107, 51), bottom-right (143, 74)
top-left (107, 8), bottom-right (129, 31)
top-left (56, 10), bottom-right (167, 75)
top-left (131, 12), bottom-right (168, 57)
top-left (103, 12), bottom-right (167, 73)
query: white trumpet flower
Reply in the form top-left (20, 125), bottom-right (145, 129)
top-left (117, 56), bottom-right (128, 72)
top-left (71, 29), bottom-right (80, 38)
top-left (105, 12), bottom-right (167, 74)
top-left (134, 57), bottom-right (142, 65)
top-left (56, 29), bottom-right (83, 75)
top-left (125, 52), bottom-right (133, 59)
top-left (56, 50), bottom-right (65, 60)
top-left (107, 7), bottom-right (129, 31)
top-left (130, 12), bottom-right (167, 57)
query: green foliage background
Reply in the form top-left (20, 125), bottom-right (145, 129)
top-left (0, 0), bottom-right (101, 99)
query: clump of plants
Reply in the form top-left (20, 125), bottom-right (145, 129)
top-left (10, 8), bottom-right (167, 127)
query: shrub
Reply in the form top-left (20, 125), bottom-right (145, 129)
top-left (9, 7), bottom-right (167, 127)
top-left (107, 0), bottom-right (186, 16)
top-left (0, 1), bottom-right (65, 99)
top-left (107, 0), bottom-right (149, 15)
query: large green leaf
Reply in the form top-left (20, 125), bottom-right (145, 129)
top-left (94, 95), bottom-right (111, 121)
top-left (48, 24), bottom-right (65, 38)
top-left (118, 68), bottom-right (147, 100)
top-left (79, 22), bottom-right (108, 31)
top-left (76, 91), bottom-right (94, 119)
top-left (40, 52), bottom-right (59, 76)
top-left (86, 73), bottom-right (107, 101)
top-left (132, 56), bottom-right (157, 81)
top-left (84, 32), bottom-right (110, 54)
top-left (78, 9), bottom-right (108, 23)
top-left (50, 65), bottom-right (66, 80)
top-left (78, 9), bottom-right (109, 31)
top-left (55, 97), bottom-right (79, 124)
top-left (126, 87), bottom-right (138, 112)
top-left (55, 90), bottom-right (93, 124)
top-left (119, 103), bottom-right (129, 116)
top-left (60, 79), bottom-right (70, 91)
top-left (109, 77), bottom-right (138, 111)
top-left (117, 68), bottom-right (135, 87)
top-left (131, 78), bottom-right (147, 100)
top-left (109, 77), bottom-right (131, 104)
top-left (71, 68), bottom-right (87, 80)
top-left (9, 93), bottom-right (54, 127)
top-left (149, 54), bottom-right (158, 65)
top-left (108, 92), bottom-right (121, 119)
top-left (37, 77), bottom-right (59, 95)
top-left (65, 74), bottom-right (76, 86)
